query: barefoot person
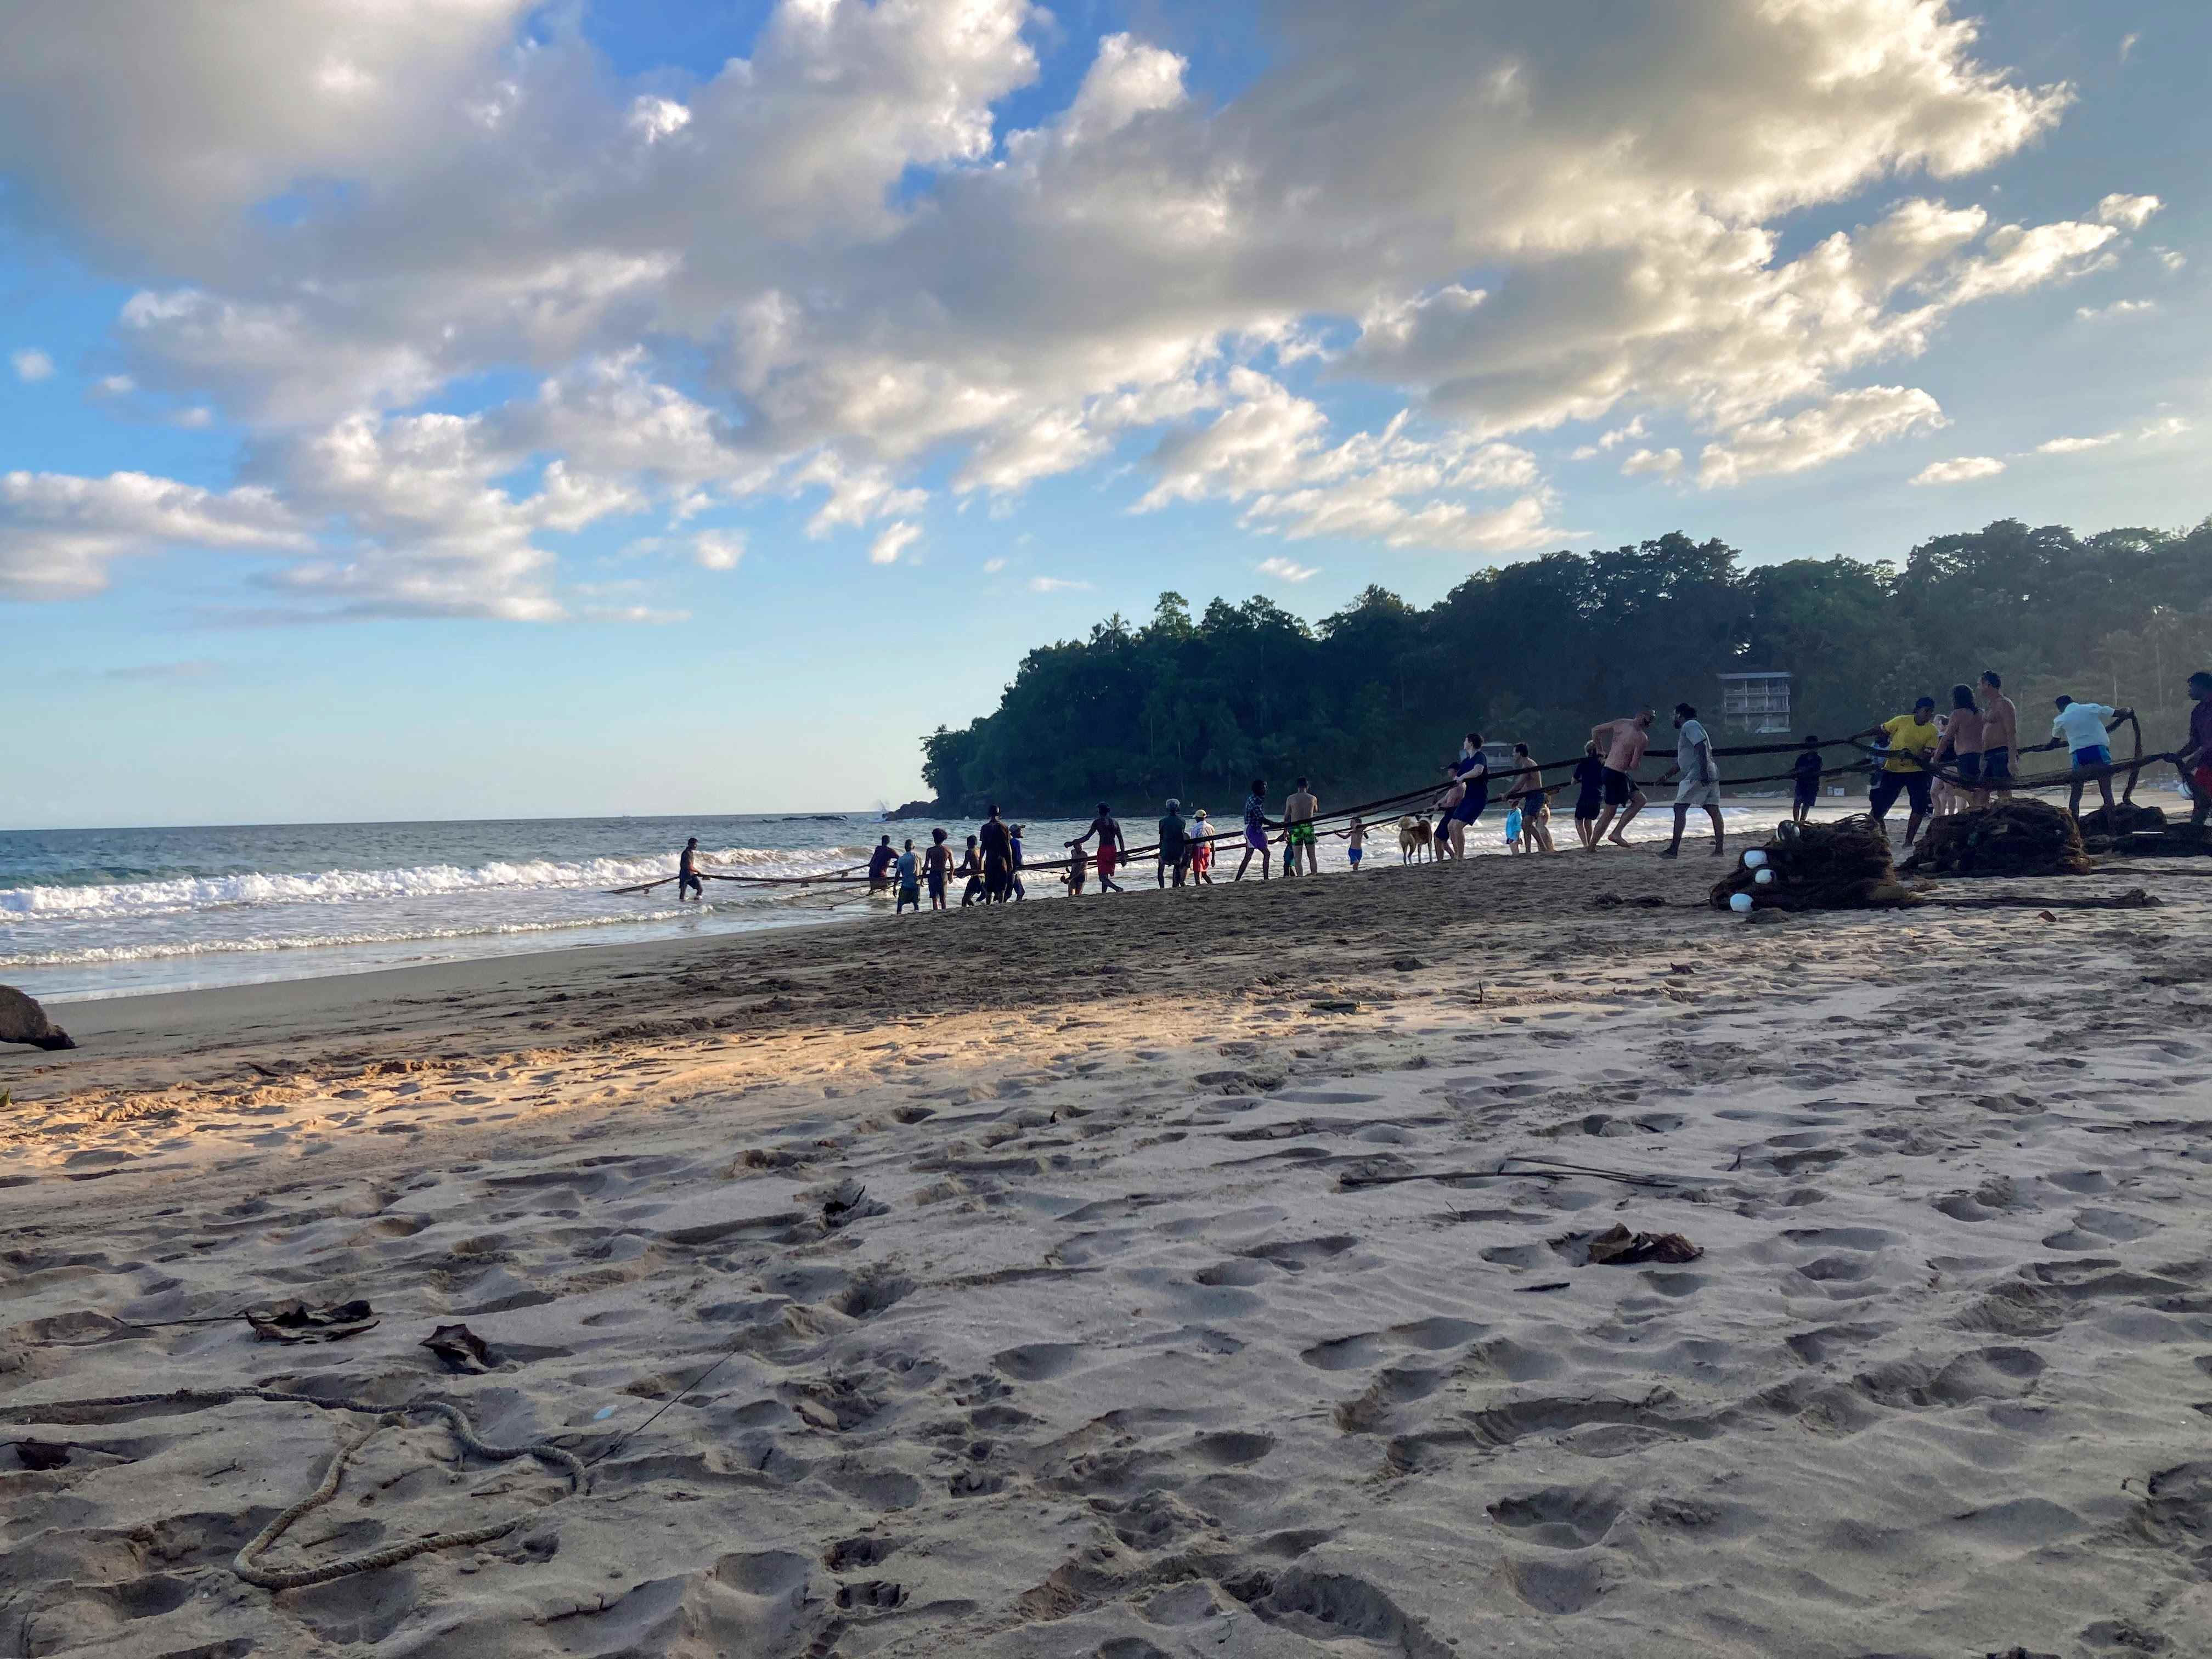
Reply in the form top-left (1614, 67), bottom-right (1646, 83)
top-left (979, 804), bottom-right (1014, 902)
top-left (866, 834), bottom-right (896, 896)
top-left (1791, 737), bottom-right (1822, 825)
top-left (1570, 742), bottom-right (1604, 849)
top-left (924, 828), bottom-right (954, 911)
top-left (1658, 702), bottom-right (1724, 859)
top-left (1588, 708), bottom-right (1655, 847)
top-left (1075, 802), bottom-right (1127, 893)
top-left (2045, 695), bottom-right (2130, 822)
top-left (1234, 780), bottom-right (1274, 881)
top-left (1978, 670), bottom-right (2016, 799)
top-left (955, 834), bottom-right (986, 906)
top-left (1867, 696), bottom-right (1940, 845)
top-left (1189, 810), bottom-right (1216, 883)
top-left (1284, 778), bottom-right (1319, 876)
top-left (677, 836), bottom-right (705, 901)
top-left (2180, 672), bottom-right (2212, 832)
top-left (1064, 836), bottom-right (1089, 895)
top-left (894, 839), bottom-right (922, 914)
top-left (1430, 771), bottom-right (1466, 860)
top-left (1940, 684), bottom-right (1984, 808)
top-left (1504, 743), bottom-right (1555, 854)
top-left (1440, 737), bottom-right (1488, 857)
top-left (1156, 798), bottom-right (1190, 888)
top-left (1339, 815), bottom-right (1367, 870)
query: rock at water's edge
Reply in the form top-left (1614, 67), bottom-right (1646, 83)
top-left (0, 986), bottom-right (75, 1051)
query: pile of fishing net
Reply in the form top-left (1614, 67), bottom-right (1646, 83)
top-left (1899, 798), bottom-right (2091, 878)
top-left (2076, 800), bottom-right (2168, 840)
top-left (1708, 814), bottom-right (1917, 912)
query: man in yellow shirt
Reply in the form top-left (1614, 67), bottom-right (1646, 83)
top-left (1867, 696), bottom-right (1939, 845)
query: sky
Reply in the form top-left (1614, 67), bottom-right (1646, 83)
top-left (3, 0), bottom-right (2205, 830)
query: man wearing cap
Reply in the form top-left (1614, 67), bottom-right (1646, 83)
top-left (1156, 799), bottom-right (1191, 888)
top-left (1869, 696), bottom-right (1941, 845)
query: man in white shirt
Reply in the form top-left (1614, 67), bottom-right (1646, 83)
top-left (2045, 695), bottom-right (2131, 820)
top-left (1658, 702), bottom-right (1724, 858)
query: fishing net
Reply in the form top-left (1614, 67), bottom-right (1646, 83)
top-left (1898, 799), bottom-right (2091, 878)
top-left (2076, 801), bottom-right (2168, 839)
top-left (1708, 814), bottom-right (1917, 911)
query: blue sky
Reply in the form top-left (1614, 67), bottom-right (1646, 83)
top-left (3, 0), bottom-right (2204, 828)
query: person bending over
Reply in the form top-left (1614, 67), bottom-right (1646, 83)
top-left (1588, 708), bottom-right (1654, 848)
top-left (1866, 697), bottom-right (1940, 845)
top-left (2043, 696), bottom-right (2130, 822)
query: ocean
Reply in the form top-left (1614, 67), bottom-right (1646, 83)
top-left (1, 803), bottom-right (1747, 1003)
top-left (0, 814), bottom-right (1051, 1003)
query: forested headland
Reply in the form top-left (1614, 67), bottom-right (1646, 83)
top-left (915, 518), bottom-right (2212, 816)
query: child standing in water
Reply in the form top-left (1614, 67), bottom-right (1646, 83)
top-left (1064, 837), bottom-right (1089, 896)
top-left (1340, 816), bottom-right (1367, 870)
top-left (894, 839), bottom-right (922, 914)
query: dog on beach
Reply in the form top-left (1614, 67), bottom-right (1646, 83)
top-left (1397, 814), bottom-right (1431, 863)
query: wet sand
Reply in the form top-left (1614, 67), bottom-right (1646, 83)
top-left (5, 836), bottom-right (2211, 1657)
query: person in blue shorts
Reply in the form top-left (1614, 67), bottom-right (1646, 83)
top-left (1440, 733), bottom-right (1488, 857)
top-left (1504, 804), bottom-right (1524, 852)
top-left (2046, 695), bottom-right (2131, 821)
top-left (1340, 815), bottom-right (1365, 869)
top-left (894, 839), bottom-right (921, 913)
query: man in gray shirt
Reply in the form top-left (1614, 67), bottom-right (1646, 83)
top-left (1658, 702), bottom-right (1724, 859)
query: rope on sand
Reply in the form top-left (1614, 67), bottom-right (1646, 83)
top-left (0, 1387), bottom-right (585, 1589)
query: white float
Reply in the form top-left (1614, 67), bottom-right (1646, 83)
top-left (1728, 892), bottom-right (1754, 913)
top-left (1743, 849), bottom-right (1768, 869)
top-left (1754, 868), bottom-right (1774, 885)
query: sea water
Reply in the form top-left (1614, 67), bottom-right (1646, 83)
top-left (1, 814), bottom-right (1048, 1003)
top-left (1, 804), bottom-right (1747, 1003)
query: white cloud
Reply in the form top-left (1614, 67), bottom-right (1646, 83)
top-left (2096, 193), bottom-right (2160, 230)
top-left (1699, 386), bottom-right (1946, 488)
top-left (0, 0), bottom-right (2145, 610)
top-left (2153, 248), bottom-right (2187, 273)
top-left (10, 348), bottom-right (55, 383)
top-left (1620, 447), bottom-right (1683, 478)
top-left (1, 470), bottom-right (307, 599)
top-left (2075, 299), bottom-right (2156, 322)
top-left (692, 531), bottom-right (744, 570)
top-left (2119, 32), bottom-right (2139, 63)
top-left (1909, 455), bottom-right (2005, 486)
top-left (868, 520), bottom-right (922, 565)
top-left (981, 556), bottom-right (1007, 574)
top-left (1256, 556), bottom-right (1318, 583)
top-left (2141, 416), bottom-right (2192, 439)
top-left (2035, 433), bottom-right (2118, 455)
top-left (1029, 575), bottom-right (1091, 593)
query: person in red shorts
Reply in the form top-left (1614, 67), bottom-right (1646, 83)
top-left (1075, 802), bottom-right (1126, 893)
top-left (2182, 670), bottom-right (2212, 831)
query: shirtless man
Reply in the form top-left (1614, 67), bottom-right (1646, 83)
top-left (677, 836), bottom-right (704, 901)
top-left (1284, 778), bottom-right (1319, 876)
top-left (1977, 671), bottom-right (2017, 803)
top-left (923, 828), bottom-right (954, 911)
top-left (1588, 708), bottom-right (1655, 848)
top-left (1075, 802), bottom-right (1127, 893)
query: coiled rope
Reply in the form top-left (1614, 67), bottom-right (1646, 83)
top-left (0, 1387), bottom-right (586, 1589)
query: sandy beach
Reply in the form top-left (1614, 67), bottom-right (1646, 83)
top-left (7, 836), bottom-right (2212, 1657)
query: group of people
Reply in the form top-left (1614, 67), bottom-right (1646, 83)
top-left (866, 806), bottom-right (1028, 912)
top-left (1849, 668), bottom-right (2212, 846)
top-left (805, 668), bottom-right (2212, 917)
